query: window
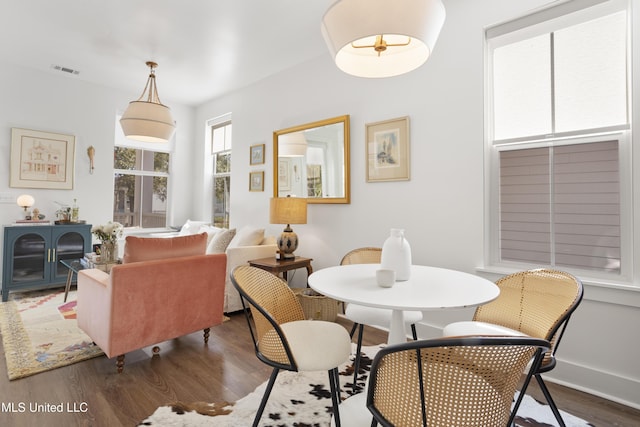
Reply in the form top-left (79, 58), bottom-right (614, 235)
top-left (486, 0), bottom-right (630, 279)
top-left (113, 147), bottom-right (170, 229)
top-left (212, 120), bottom-right (232, 228)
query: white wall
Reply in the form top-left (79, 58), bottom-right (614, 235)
top-left (194, 0), bottom-right (640, 408)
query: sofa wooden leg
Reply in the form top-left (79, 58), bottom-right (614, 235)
top-left (204, 328), bottom-right (210, 344)
top-left (116, 355), bottom-right (125, 373)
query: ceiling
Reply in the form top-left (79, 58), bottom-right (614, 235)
top-left (0, 0), bottom-right (335, 106)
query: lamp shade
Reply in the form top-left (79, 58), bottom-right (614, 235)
top-left (321, 0), bottom-right (446, 78)
top-left (120, 101), bottom-right (176, 143)
top-left (120, 61), bottom-right (176, 143)
top-left (270, 197), bottom-right (307, 225)
top-left (278, 131), bottom-right (307, 157)
top-left (16, 194), bottom-right (35, 208)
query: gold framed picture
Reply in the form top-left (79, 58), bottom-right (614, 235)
top-left (10, 128), bottom-right (76, 189)
top-left (250, 143), bottom-right (265, 165)
top-left (365, 117), bottom-right (410, 182)
top-left (249, 171), bottom-right (264, 192)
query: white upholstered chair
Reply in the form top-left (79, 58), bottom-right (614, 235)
top-left (231, 265), bottom-right (352, 427)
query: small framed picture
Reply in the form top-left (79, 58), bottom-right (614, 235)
top-left (250, 143), bottom-right (265, 165)
top-left (249, 171), bottom-right (264, 192)
top-left (366, 116), bottom-right (410, 182)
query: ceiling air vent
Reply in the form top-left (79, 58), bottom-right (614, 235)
top-left (51, 64), bottom-right (80, 75)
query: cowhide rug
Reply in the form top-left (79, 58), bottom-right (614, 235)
top-left (139, 345), bottom-right (592, 427)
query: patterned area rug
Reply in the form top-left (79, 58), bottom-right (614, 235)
top-left (139, 345), bottom-right (593, 427)
top-left (0, 288), bottom-right (103, 380)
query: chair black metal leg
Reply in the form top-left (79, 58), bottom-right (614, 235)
top-left (353, 324), bottom-right (365, 391)
top-left (508, 372), bottom-right (534, 426)
top-left (329, 367), bottom-right (342, 427)
top-left (349, 322), bottom-right (359, 338)
top-left (536, 374), bottom-right (566, 427)
top-left (509, 348), bottom-right (546, 427)
top-left (411, 323), bottom-right (418, 340)
top-left (253, 367), bottom-right (279, 427)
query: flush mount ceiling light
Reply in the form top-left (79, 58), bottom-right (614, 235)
top-left (321, 0), bottom-right (446, 78)
top-left (120, 61), bottom-right (176, 143)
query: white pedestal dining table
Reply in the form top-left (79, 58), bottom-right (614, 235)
top-left (308, 264), bottom-right (500, 345)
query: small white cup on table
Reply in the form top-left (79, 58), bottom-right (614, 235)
top-left (376, 269), bottom-right (396, 288)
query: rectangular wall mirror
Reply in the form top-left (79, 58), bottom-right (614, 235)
top-left (273, 115), bottom-right (350, 204)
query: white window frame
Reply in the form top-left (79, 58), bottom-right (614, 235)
top-left (113, 114), bottom-right (173, 232)
top-left (113, 146), bottom-right (172, 231)
top-left (484, 0), bottom-right (634, 285)
top-left (209, 116), bottom-right (232, 228)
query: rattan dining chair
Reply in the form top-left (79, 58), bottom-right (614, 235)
top-left (340, 247), bottom-right (422, 391)
top-left (363, 336), bottom-right (550, 427)
top-left (231, 265), bottom-right (352, 427)
top-left (442, 268), bottom-right (584, 427)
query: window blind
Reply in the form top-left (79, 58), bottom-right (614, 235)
top-left (500, 140), bottom-right (620, 272)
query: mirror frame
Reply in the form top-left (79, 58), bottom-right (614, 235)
top-left (273, 115), bottom-right (350, 204)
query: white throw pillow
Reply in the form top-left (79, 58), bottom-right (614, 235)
top-left (178, 219), bottom-right (209, 236)
top-left (206, 228), bottom-right (237, 254)
top-left (198, 225), bottom-right (223, 245)
top-left (227, 226), bottom-right (265, 249)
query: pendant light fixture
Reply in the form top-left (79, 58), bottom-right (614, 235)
top-left (321, 0), bottom-right (446, 78)
top-left (120, 61), bottom-right (176, 143)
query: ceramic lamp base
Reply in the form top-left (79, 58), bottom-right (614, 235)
top-left (277, 226), bottom-right (298, 259)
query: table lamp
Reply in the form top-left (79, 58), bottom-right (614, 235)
top-left (270, 196), bottom-right (307, 260)
top-left (17, 194), bottom-right (35, 219)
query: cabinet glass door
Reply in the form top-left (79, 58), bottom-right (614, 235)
top-left (54, 231), bottom-right (86, 279)
top-left (12, 233), bottom-right (46, 283)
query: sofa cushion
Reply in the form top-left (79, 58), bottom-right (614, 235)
top-left (199, 225), bottom-right (223, 244)
top-left (227, 226), bottom-right (265, 249)
top-left (178, 219), bottom-right (209, 236)
top-left (123, 232), bottom-right (207, 263)
top-left (206, 228), bottom-right (236, 254)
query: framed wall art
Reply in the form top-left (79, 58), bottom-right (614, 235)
top-left (365, 117), bottom-right (410, 182)
top-left (278, 158), bottom-right (291, 191)
top-left (249, 171), bottom-right (264, 192)
top-left (10, 128), bottom-right (76, 189)
top-left (250, 143), bottom-right (265, 165)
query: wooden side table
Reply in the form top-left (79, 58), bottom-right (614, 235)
top-left (248, 256), bottom-right (313, 283)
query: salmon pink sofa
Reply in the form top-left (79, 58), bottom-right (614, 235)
top-left (77, 232), bottom-right (226, 373)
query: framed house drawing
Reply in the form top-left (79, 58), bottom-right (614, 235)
top-left (10, 128), bottom-right (76, 189)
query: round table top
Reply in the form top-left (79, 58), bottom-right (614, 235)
top-left (308, 264), bottom-right (499, 311)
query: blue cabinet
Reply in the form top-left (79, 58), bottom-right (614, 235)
top-left (2, 224), bottom-right (92, 301)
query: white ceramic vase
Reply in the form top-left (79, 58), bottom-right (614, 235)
top-left (380, 228), bottom-right (412, 281)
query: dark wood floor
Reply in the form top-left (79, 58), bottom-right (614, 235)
top-left (0, 312), bottom-right (638, 427)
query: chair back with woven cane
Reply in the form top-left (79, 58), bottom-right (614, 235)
top-left (367, 336), bottom-right (550, 427)
top-left (340, 247), bottom-right (382, 266)
top-left (231, 265), bottom-right (305, 370)
top-left (470, 268), bottom-right (583, 427)
top-left (232, 265), bottom-right (351, 427)
top-left (473, 268), bottom-right (583, 369)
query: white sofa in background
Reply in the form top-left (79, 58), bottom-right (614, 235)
top-left (224, 235), bottom-right (277, 312)
top-left (177, 221), bottom-right (277, 313)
